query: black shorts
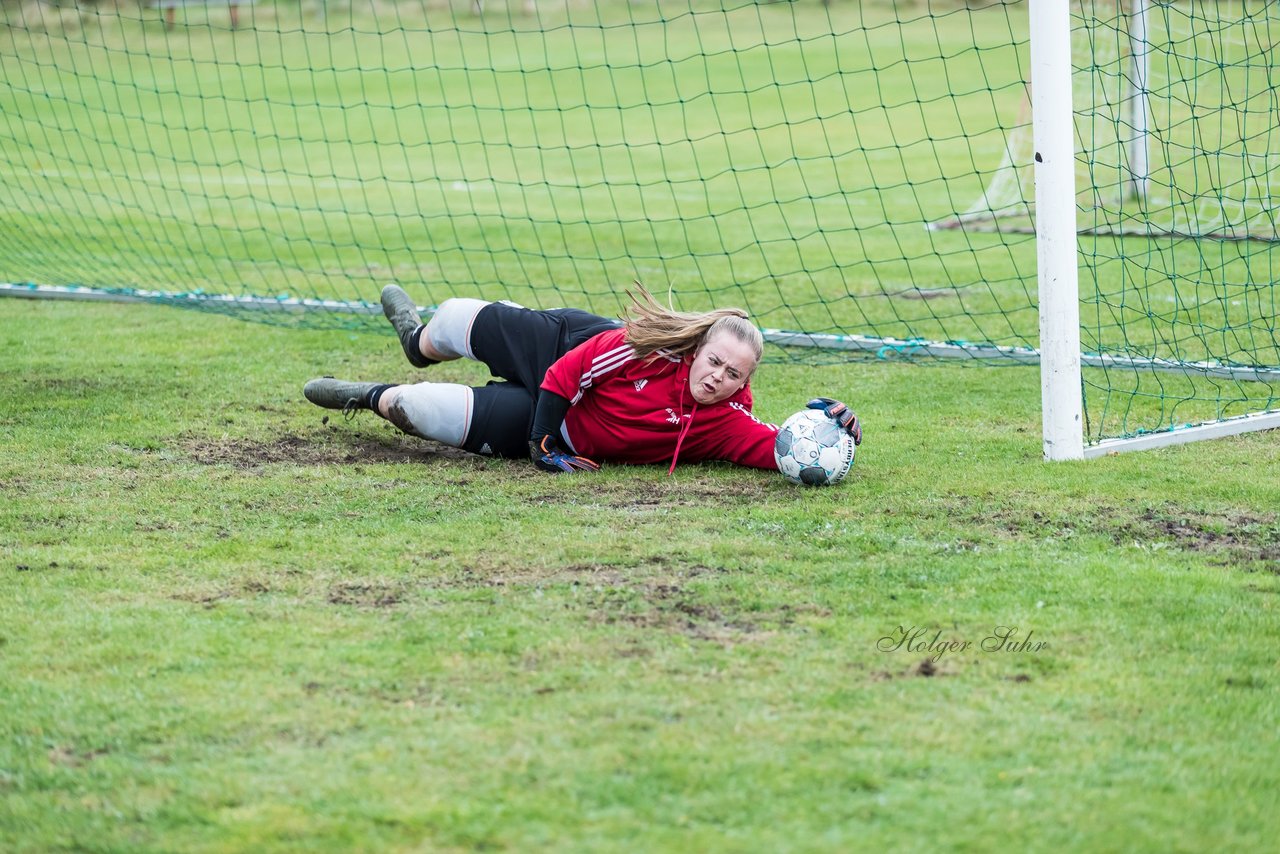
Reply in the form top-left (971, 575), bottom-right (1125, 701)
top-left (460, 303), bottom-right (621, 459)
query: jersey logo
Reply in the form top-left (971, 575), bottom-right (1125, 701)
top-left (665, 408), bottom-right (680, 425)
top-left (633, 379), bottom-right (648, 393)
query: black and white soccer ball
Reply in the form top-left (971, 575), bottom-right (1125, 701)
top-left (773, 409), bottom-right (856, 486)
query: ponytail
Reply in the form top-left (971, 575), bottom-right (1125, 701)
top-left (623, 283), bottom-right (763, 372)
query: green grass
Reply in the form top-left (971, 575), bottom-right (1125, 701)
top-left (2, 6), bottom-right (1279, 842)
top-left (2, 298), bottom-right (1279, 850)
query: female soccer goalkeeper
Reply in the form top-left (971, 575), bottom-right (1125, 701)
top-left (302, 284), bottom-right (861, 474)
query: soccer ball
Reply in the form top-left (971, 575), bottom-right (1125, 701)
top-left (773, 409), bottom-right (856, 486)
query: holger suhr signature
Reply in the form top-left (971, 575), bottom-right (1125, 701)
top-left (878, 625), bottom-right (1048, 663)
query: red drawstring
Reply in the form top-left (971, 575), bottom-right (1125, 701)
top-left (668, 401), bottom-right (698, 475)
top-left (668, 360), bottom-right (698, 475)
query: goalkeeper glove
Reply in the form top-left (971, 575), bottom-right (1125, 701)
top-left (806, 397), bottom-right (863, 445)
top-left (530, 435), bottom-right (601, 474)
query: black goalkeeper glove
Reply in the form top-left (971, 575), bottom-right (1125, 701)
top-left (530, 435), bottom-right (601, 474)
top-left (806, 397), bottom-right (863, 445)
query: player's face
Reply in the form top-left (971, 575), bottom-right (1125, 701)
top-left (689, 331), bottom-right (757, 405)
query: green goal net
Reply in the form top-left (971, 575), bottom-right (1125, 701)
top-left (2, 0), bottom-right (1277, 451)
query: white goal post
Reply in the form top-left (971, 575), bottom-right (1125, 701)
top-left (1030, 0), bottom-right (1085, 462)
top-left (1031, 0), bottom-right (1280, 460)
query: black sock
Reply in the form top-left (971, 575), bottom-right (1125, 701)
top-left (407, 325), bottom-right (438, 365)
top-left (364, 384), bottom-right (395, 412)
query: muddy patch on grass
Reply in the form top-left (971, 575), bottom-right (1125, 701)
top-left (601, 477), bottom-right (773, 508)
top-left (172, 572), bottom-right (415, 610)
top-left (444, 556), bottom-right (824, 643)
top-left (976, 500), bottom-right (1280, 571)
top-left (27, 377), bottom-right (115, 395)
top-left (170, 588), bottom-right (236, 609)
top-left (327, 580), bottom-right (406, 608)
top-left (1112, 508), bottom-right (1280, 568)
top-left (449, 557), bottom-right (726, 590)
top-left (181, 428), bottom-right (476, 469)
top-left (523, 476), bottom-right (775, 511)
top-left (867, 658), bottom-right (955, 681)
top-left (47, 746), bottom-right (109, 768)
top-left (584, 580), bottom-right (753, 641)
top-left (585, 577), bottom-right (831, 643)
top-left (170, 575), bottom-right (276, 608)
top-left (178, 428), bottom-right (779, 506)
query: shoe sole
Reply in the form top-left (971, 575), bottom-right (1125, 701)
top-left (303, 378), bottom-right (374, 410)
top-left (381, 285), bottom-right (433, 368)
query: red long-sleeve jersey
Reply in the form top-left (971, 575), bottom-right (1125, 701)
top-left (540, 327), bottom-right (779, 470)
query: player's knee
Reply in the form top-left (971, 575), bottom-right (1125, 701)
top-left (387, 383), bottom-right (472, 447)
top-left (426, 297), bottom-right (490, 360)
top-left (385, 397), bottom-right (421, 438)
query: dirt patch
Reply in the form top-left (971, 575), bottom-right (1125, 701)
top-left (585, 578), bottom-right (830, 643)
top-left (1111, 507), bottom-right (1280, 570)
top-left (47, 746), bottom-right (109, 768)
top-left (327, 580), bottom-right (405, 608)
top-left (522, 475), bottom-right (775, 511)
top-left (411, 557), bottom-right (827, 642)
top-left (866, 658), bottom-right (954, 681)
top-left (605, 476), bottom-right (773, 508)
top-left (170, 588), bottom-right (235, 609)
top-left (449, 557), bottom-right (725, 590)
top-left (172, 575), bottom-right (409, 610)
top-left (977, 500), bottom-right (1280, 571)
top-left (27, 377), bottom-right (113, 394)
top-left (440, 555), bottom-right (822, 642)
top-left (181, 428), bottom-right (476, 469)
top-left (586, 583), bottom-right (760, 641)
top-left (14, 560), bottom-right (87, 572)
top-left (170, 575), bottom-right (289, 609)
top-left (981, 504), bottom-right (1096, 541)
top-left (178, 428), bottom-right (780, 496)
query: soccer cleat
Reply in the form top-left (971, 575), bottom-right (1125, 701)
top-left (303, 377), bottom-right (379, 412)
top-left (381, 284), bottom-right (436, 368)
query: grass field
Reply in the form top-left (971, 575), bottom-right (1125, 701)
top-left (3, 4), bottom-right (1280, 844)
top-left (2, 297), bottom-right (1279, 850)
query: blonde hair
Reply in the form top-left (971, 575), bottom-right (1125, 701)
top-left (623, 284), bottom-right (763, 373)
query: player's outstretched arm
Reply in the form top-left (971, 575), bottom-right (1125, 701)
top-left (806, 397), bottom-right (863, 445)
top-left (529, 390), bottom-right (601, 473)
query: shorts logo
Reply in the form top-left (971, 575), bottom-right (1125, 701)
top-left (479, 443), bottom-right (493, 455)
top-left (633, 379), bottom-right (648, 393)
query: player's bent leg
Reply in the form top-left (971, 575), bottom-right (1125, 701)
top-left (379, 382), bottom-right (473, 447)
top-left (422, 297), bottom-right (493, 362)
top-left (306, 377), bottom-right (532, 460)
top-left (466, 302), bottom-right (619, 392)
top-left (381, 381), bottom-right (531, 459)
top-left (457, 382), bottom-right (537, 458)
